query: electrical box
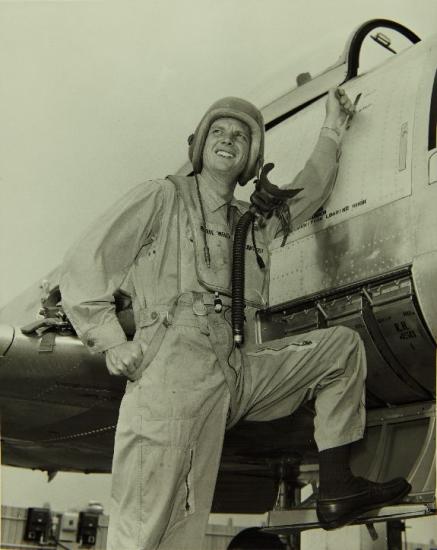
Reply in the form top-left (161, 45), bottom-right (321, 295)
top-left (77, 511), bottom-right (99, 546)
top-left (24, 507), bottom-right (50, 543)
top-left (59, 511), bottom-right (79, 542)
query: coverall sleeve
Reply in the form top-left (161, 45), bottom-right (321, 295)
top-left (59, 181), bottom-right (164, 354)
top-left (266, 131), bottom-right (339, 240)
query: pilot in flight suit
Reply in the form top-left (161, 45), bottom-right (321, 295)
top-left (60, 89), bottom-right (410, 550)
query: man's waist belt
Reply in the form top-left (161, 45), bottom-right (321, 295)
top-left (178, 292), bottom-right (233, 308)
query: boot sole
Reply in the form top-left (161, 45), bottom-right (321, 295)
top-left (318, 483), bottom-right (412, 530)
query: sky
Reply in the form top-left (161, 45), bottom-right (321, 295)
top-left (1, 0), bottom-right (437, 543)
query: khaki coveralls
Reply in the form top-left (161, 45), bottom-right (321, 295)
top-left (60, 132), bottom-right (366, 550)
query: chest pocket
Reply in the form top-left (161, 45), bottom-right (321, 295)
top-left (190, 215), bottom-right (268, 307)
top-left (196, 219), bottom-right (232, 287)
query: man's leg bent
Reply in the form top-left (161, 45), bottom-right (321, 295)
top-left (237, 325), bottom-right (366, 450)
top-left (235, 324), bottom-right (410, 529)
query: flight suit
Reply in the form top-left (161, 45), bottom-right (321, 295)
top-left (60, 132), bottom-right (366, 550)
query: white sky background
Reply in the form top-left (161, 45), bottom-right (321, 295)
top-left (1, 0), bottom-right (437, 542)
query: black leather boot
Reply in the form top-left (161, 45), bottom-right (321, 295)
top-left (317, 476), bottom-right (411, 530)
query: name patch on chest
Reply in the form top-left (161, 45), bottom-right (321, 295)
top-left (200, 225), bottom-right (264, 253)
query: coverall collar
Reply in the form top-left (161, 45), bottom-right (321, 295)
top-left (197, 175), bottom-right (246, 215)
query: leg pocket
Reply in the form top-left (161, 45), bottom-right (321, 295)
top-left (245, 336), bottom-right (318, 357)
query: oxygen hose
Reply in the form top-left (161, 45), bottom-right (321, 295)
top-left (231, 163), bottom-right (303, 346)
top-left (231, 207), bottom-right (257, 345)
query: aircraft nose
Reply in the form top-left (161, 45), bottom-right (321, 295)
top-left (0, 324), bottom-right (14, 358)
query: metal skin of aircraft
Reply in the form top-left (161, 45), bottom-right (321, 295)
top-left (0, 19), bottom-right (435, 546)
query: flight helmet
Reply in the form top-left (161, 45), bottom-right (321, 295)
top-left (188, 96), bottom-right (265, 186)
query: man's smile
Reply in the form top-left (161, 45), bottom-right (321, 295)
top-left (215, 149), bottom-right (235, 158)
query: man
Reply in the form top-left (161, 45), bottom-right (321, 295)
top-left (60, 88), bottom-right (410, 550)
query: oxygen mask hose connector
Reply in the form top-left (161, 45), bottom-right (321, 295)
top-left (231, 163), bottom-right (303, 345)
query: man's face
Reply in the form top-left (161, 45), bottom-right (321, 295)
top-left (202, 117), bottom-right (250, 181)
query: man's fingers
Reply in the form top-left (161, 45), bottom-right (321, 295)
top-left (339, 90), bottom-right (355, 114)
top-left (104, 341), bottom-right (146, 378)
top-left (106, 356), bottom-right (125, 376)
top-left (121, 352), bottom-right (141, 368)
top-left (327, 87), bottom-right (350, 120)
top-left (325, 87), bottom-right (357, 134)
top-left (108, 360), bottom-right (134, 377)
top-left (341, 98), bottom-right (354, 113)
